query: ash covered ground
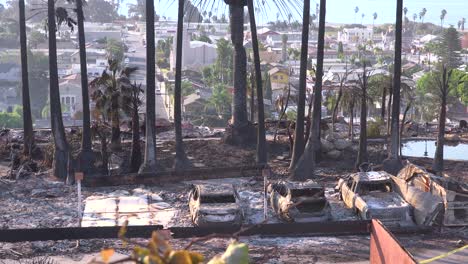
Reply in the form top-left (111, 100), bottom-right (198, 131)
top-left (1, 138), bottom-right (467, 263)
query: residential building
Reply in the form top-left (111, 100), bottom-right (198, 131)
top-left (265, 31), bottom-right (318, 49)
top-left (259, 51), bottom-right (281, 64)
top-left (58, 74), bottom-right (83, 115)
top-left (183, 89), bottom-right (212, 119)
top-left (268, 67), bottom-right (290, 99)
top-left (338, 28), bottom-right (373, 44)
top-left (170, 28), bottom-right (217, 70)
top-left (71, 49), bottom-right (107, 64)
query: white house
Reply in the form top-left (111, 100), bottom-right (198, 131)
top-left (338, 28), bottom-right (374, 44)
top-left (58, 74), bottom-right (83, 115)
top-left (170, 29), bottom-right (217, 70)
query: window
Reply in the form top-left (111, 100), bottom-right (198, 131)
top-left (71, 97), bottom-right (75, 104)
top-left (66, 97), bottom-right (70, 104)
top-left (201, 195), bottom-right (235, 203)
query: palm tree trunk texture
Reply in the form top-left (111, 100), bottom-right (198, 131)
top-left (247, 0), bottom-right (267, 165)
top-left (332, 85), bottom-right (343, 132)
top-left (291, 0), bottom-right (325, 181)
top-left (386, 82), bottom-right (393, 135)
top-left (381, 83), bottom-right (386, 121)
top-left (76, 0), bottom-right (95, 175)
top-left (349, 103), bottom-right (355, 139)
top-left (432, 68), bottom-right (448, 173)
top-left (356, 67), bottom-right (368, 170)
top-left (399, 102), bottom-right (411, 156)
top-left (390, 0), bottom-right (403, 157)
top-left (110, 94), bottom-right (121, 151)
top-left (289, 0), bottom-right (311, 170)
top-left (173, 0), bottom-right (191, 170)
top-left (130, 95), bottom-right (142, 173)
top-left (19, 0), bottom-right (34, 156)
top-left (249, 72), bottom-right (255, 122)
top-left (229, 3), bottom-right (251, 144)
top-left (383, 0), bottom-right (403, 175)
top-left (139, 0), bottom-right (158, 173)
top-left (48, 0), bottom-right (70, 180)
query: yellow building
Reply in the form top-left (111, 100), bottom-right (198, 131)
top-left (268, 67), bottom-right (290, 99)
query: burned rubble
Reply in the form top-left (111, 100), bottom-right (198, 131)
top-left (1, 119), bottom-right (467, 262)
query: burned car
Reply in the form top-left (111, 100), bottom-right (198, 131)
top-left (336, 171), bottom-right (414, 225)
top-left (397, 163), bottom-right (468, 226)
top-left (269, 180), bottom-right (331, 222)
top-left (188, 184), bottom-right (243, 226)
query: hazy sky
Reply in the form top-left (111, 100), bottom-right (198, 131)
top-left (128, 0), bottom-right (467, 27)
top-left (1, 0), bottom-right (466, 27)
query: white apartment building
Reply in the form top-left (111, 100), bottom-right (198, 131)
top-left (338, 28), bottom-right (374, 44)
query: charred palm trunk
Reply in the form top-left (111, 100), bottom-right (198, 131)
top-left (173, 0), bottom-right (191, 170)
top-left (290, 0), bottom-right (325, 180)
top-left (130, 95), bottom-right (141, 173)
top-left (76, 0), bottom-right (95, 174)
top-left (101, 136), bottom-right (109, 175)
top-left (139, 0), bottom-right (158, 173)
top-left (19, 0), bottom-right (34, 156)
top-left (332, 85), bottom-right (343, 132)
top-left (381, 83), bottom-right (387, 121)
top-left (110, 93), bottom-right (121, 151)
top-left (248, 0), bottom-right (267, 165)
top-left (432, 68), bottom-right (448, 173)
top-left (383, 0), bottom-right (403, 174)
top-left (399, 102), bottom-right (411, 156)
top-left (387, 83), bottom-right (393, 135)
top-left (349, 102), bottom-right (355, 139)
top-left (225, 2), bottom-right (254, 146)
top-left (356, 66), bottom-right (368, 170)
top-left (305, 92), bottom-right (314, 144)
top-left (48, 0), bottom-right (69, 180)
top-left (249, 72), bottom-right (255, 122)
top-left (289, 0), bottom-right (311, 170)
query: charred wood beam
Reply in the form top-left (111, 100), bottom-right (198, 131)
top-left (0, 221), bottom-right (432, 242)
top-left (0, 225), bottom-right (163, 243)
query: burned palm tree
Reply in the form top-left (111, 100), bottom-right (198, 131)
top-left (331, 62), bottom-right (351, 132)
top-left (173, 0), bottom-right (192, 170)
top-left (120, 81), bottom-right (143, 173)
top-left (247, 0), bottom-right (267, 165)
top-left (355, 64), bottom-right (372, 170)
top-left (289, 0), bottom-right (311, 170)
top-left (140, 0), bottom-right (158, 173)
top-left (383, 0), bottom-right (404, 175)
top-left (74, 0), bottom-right (95, 175)
top-left (47, 0), bottom-right (74, 180)
top-left (19, 0), bottom-right (34, 156)
top-left (90, 60), bottom-right (127, 152)
top-left (226, 0), bottom-right (254, 145)
top-left (290, 0), bottom-right (326, 180)
top-left (192, 0), bottom-right (301, 146)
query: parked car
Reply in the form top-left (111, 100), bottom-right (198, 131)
top-left (188, 184), bottom-right (243, 226)
top-left (269, 180), bottom-right (331, 222)
top-left (336, 171), bottom-right (414, 225)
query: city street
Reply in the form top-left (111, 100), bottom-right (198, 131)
top-left (123, 31), bottom-right (170, 121)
